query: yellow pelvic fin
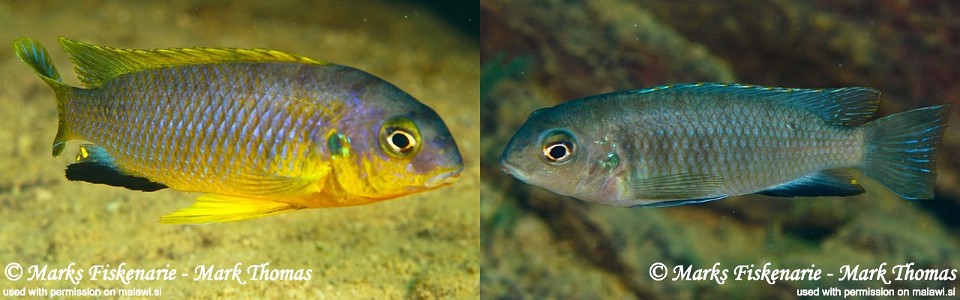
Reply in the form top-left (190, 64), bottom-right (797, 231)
top-left (57, 37), bottom-right (325, 87)
top-left (159, 194), bottom-right (300, 224)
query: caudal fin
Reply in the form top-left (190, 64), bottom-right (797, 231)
top-left (861, 105), bottom-right (951, 199)
top-left (13, 38), bottom-right (63, 85)
top-left (13, 38), bottom-right (72, 156)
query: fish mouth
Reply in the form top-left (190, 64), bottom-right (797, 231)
top-left (498, 158), bottom-right (530, 183)
top-left (499, 161), bottom-right (515, 175)
top-left (424, 167), bottom-right (462, 188)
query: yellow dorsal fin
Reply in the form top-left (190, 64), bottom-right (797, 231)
top-left (58, 37), bottom-right (325, 87)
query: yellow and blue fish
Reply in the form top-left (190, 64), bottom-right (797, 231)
top-left (14, 37), bottom-right (463, 224)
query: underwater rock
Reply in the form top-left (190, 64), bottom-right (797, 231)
top-left (481, 0), bottom-right (735, 101)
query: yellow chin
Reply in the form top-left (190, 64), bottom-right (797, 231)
top-left (328, 153), bottom-right (458, 204)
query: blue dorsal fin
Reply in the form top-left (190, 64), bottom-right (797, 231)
top-left (65, 144), bottom-right (167, 192)
top-left (631, 83), bottom-right (881, 126)
top-left (758, 170), bottom-right (864, 197)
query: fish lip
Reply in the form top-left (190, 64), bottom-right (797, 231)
top-left (424, 166), bottom-right (462, 188)
top-left (498, 157), bottom-right (529, 182)
top-left (499, 160), bottom-right (514, 175)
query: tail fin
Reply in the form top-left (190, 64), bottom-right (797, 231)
top-left (13, 38), bottom-right (72, 156)
top-left (13, 38), bottom-right (63, 85)
top-left (861, 105), bottom-right (951, 199)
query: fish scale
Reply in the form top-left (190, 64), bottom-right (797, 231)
top-left (666, 103), bottom-right (854, 195)
top-left (69, 64), bottom-right (321, 193)
top-left (15, 37), bottom-right (462, 223)
top-left (501, 83), bottom-right (950, 207)
top-left (102, 64), bottom-right (286, 179)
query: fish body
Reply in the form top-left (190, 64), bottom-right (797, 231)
top-left (500, 83), bottom-right (950, 207)
top-left (14, 37), bottom-right (462, 223)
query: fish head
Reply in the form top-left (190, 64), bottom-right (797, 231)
top-left (500, 105), bottom-right (623, 202)
top-left (330, 71), bottom-right (463, 200)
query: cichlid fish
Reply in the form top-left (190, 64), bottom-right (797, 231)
top-left (500, 83), bottom-right (950, 207)
top-left (14, 37), bottom-right (462, 224)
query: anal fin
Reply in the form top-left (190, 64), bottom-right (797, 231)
top-left (65, 144), bottom-right (167, 191)
top-left (758, 170), bottom-right (864, 197)
top-left (160, 194), bottom-right (300, 224)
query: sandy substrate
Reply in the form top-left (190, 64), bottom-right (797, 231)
top-left (0, 1), bottom-right (479, 298)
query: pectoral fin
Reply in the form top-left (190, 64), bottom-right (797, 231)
top-left (634, 196), bottom-right (727, 208)
top-left (231, 173), bottom-right (320, 197)
top-left (631, 173), bottom-right (724, 200)
top-left (160, 194), bottom-right (301, 224)
top-left (230, 158), bottom-right (330, 198)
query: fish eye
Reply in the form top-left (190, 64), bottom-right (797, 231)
top-left (387, 130), bottom-right (415, 152)
top-left (380, 116), bottom-right (421, 158)
top-left (540, 130), bottom-right (576, 164)
top-left (543, 142), bottom-right (573, 162)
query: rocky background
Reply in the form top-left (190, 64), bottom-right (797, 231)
top-left (481, 1), bottom-right (960, 298)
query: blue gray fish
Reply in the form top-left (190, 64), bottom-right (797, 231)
top-left (499, 83), bottom-right (951, 207)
